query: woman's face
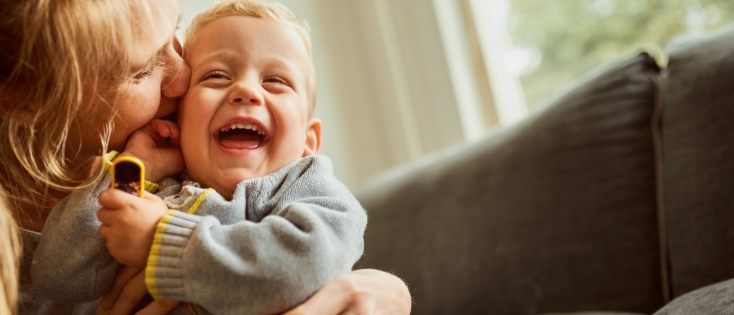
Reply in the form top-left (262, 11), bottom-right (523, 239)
top-left (77, 0), bottom-right (190, 154)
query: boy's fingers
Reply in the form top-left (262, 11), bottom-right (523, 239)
top-left (142, 194), bottom-right (168, 211)
top-left (98, 189), bottom-right (134, 209)
top-left (142, 192), bottom-right (163, 202)
top-left (98, 191), bottom-right (155, 226)
top-left (152, 120), bottom-right (172, 138)
top-left (166, 121), bottom-right (180, 139)
top-left (151, 119), bottom-right (181, 140)
top-left (132, 122), bottom-right (166, 145)
top-left (129, 128), bottom-right (161, 147)
top-left (96, 208), bottom-right (110, 225)
top-left (135, 300), bottom-right (181, 315)
top-left (97, 206), bottom-right (127, 228)
top-left (98, 224), bottom-right (111, 239)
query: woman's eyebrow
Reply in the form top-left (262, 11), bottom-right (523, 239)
top-left (132, 40), bottom-right (168, 74)
top-left (130, 51), bottom-right (160, 75)
top-left (132, 14), bottom-right (181, 73)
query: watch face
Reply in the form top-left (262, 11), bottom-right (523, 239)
top-left (114, 160), bottom-right (142, 196)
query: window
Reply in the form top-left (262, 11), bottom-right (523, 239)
top-left (473, 0), bottom-right (734, 110)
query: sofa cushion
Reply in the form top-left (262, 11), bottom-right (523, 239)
top-left (661, 23), bottom-right (734, 298)
top-left (356, 53), bottom-right (663, 314)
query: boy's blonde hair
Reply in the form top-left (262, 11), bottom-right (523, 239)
top-left (0, 188), bottom-right (19, 314)
top-left (185, 0), bottom-right (317, 114)
top-left (0, 0), bottom-right (155, 221)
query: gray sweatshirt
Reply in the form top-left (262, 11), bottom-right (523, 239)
top-left (29, 155), bottom-right (367, 315)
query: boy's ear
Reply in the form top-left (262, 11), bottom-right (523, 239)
top-left (302, 118), bottom-right (322, 156)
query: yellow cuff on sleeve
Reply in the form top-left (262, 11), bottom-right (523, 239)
top-left (145, 209), bottom-right (179, 300)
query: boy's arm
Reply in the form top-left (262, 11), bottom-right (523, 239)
top-left (146, 156), bottom-right (368, 314)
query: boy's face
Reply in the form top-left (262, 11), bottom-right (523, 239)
top-left (179, 15), bottom-right (321, 199)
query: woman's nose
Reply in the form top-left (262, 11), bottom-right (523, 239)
top-left (161, 55), bottom-right (190, 99)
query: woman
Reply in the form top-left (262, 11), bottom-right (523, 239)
top-left (0, 0), bottom-right (411, 313)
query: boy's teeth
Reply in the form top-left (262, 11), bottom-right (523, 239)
top-left (219, 123), bottom-right (264, 134)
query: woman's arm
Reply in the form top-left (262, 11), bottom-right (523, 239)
top-left (284, 269), bottom-right (412, 315)
top-left (98, 268), bottom-right (411, 315)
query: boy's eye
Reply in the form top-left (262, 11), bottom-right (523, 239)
top-left (203, 71), bottom-right (229, 81)
top-left (264, 76), bottom-right (289, 86)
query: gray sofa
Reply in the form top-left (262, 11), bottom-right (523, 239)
top-left (355, 23), bottom-right (734, 315)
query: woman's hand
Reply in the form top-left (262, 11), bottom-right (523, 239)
top-left (283, 269), bottom-right (412, 315)
top-left (96, 268), bottom-right (410, 315)
top-left (96, 266), bottom-right (180, 315)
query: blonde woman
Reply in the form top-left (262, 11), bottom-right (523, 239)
top-left (0, 0), bottom-right (410, 314)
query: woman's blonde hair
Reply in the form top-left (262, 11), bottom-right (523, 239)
top-left (0, 0), bottom-right (155, 222)
top-left (0, 188), bottom-right (19, 314)
top-left (184, 0), bottom-right (317, 113)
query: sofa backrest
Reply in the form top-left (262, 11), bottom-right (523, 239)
top-left (356, 53), bottom-right (665, 314)
top-left (661, 24), bottom-right (734, 298)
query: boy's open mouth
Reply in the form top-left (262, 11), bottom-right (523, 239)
top-left (217, 122), bottom-right (265, 149)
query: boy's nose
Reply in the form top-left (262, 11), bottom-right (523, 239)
top-left (230, 83), bottom-right (263, 105)
top-left (232, 97), bottom-right (260, 105)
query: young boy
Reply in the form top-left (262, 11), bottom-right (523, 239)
top-left (31, 0), bottom-right (367, 314)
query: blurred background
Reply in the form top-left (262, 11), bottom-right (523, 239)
top-left (179, 0), bottom-right (734, 190)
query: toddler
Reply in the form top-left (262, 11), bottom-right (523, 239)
top-left (31, 0), bottom-right (367, 314)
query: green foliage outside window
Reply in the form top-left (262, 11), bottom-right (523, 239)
top-left (507, 0), bottom-right (734, 109)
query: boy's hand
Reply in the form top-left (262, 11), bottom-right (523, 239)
top-left (121, 119), bottom-right (184, 182)
top-left (97, 188), bottom-right (168, 268)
